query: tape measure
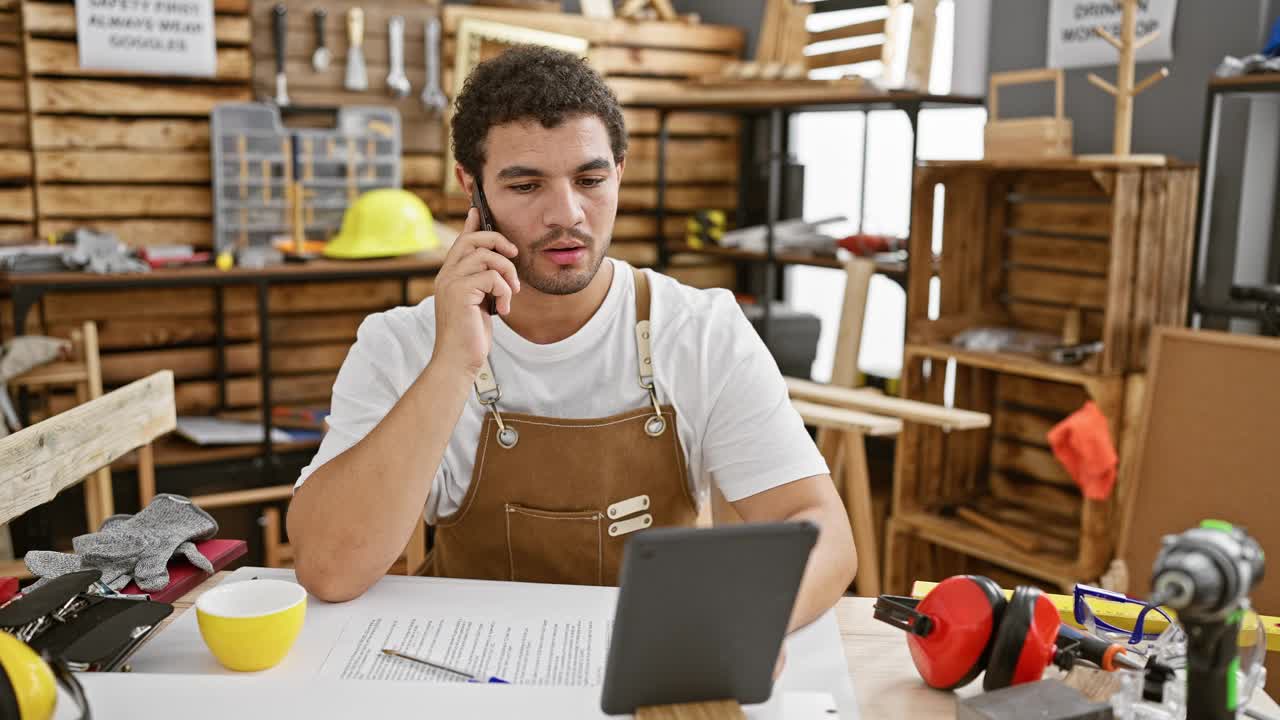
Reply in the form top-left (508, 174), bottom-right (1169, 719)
top-left (912, 581), bottom-right (1280, 651)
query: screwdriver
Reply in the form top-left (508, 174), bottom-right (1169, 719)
top-left (1057, 624), bottom-right (1146, 671)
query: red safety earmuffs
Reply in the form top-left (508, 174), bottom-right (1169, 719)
top-left (873, 575), bottom-right (1062, 691)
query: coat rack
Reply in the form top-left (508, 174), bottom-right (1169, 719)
top-left (1079, 0), bottom-right (1169, 164)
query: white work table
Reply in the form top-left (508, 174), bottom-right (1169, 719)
top-left (53, 568), bottom-right (1280, 719)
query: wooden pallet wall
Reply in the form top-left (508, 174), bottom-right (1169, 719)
top-left (246, 2), bottom-right (743, 278)
top-left (20, 0), bottom-right (253, 248)
top-left (0, 0), bottom-right (33, 245)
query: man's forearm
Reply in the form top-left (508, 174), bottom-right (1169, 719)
top-left (288, 358), bottom-right (474, 602)
top-left (785, 502), bottom-right (857, 633)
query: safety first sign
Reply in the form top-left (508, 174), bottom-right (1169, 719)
top-left (1048, 0), bottom-right (1177, 69)
top-left (75, 0), bottom-right (217, 77)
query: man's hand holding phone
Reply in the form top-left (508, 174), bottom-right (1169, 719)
top-left (430, 206), bottom-right (520, 377)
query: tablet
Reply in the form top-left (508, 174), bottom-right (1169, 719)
top-left (600, 521), bottom-right (819, 715)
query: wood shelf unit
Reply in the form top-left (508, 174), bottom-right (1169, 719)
top-left (887, 342), bottom-right (1137, 593)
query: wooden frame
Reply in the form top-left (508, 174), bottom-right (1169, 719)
top-left (443, 19), bottom-right (589, 194)
top-left (984, 69), bottom-right (1073, 161)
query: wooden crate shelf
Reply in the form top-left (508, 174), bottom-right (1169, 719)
top-left (886, 342), bottom-right (1138, 594)
top-left (908, 161), bottom-right (1198, 375)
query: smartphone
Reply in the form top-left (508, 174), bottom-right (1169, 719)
top-left (471, 182), bottom-right (499, 316)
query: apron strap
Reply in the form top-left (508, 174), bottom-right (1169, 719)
top-left (632, 268), bottom-right (667, 437)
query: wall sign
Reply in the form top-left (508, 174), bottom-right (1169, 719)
top-left (1048, 0), bottom-right (1177, 69)
top-left (75, 0), bottom-right (217, 77)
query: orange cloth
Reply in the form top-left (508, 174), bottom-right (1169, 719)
top-left (1047, 401), bottom-right (1118, 501)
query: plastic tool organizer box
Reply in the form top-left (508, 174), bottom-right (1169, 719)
top-left (210, 103), bottom-right (402, 256)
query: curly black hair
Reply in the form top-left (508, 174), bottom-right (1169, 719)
top-left (451, 44), bottom-right (628, 180)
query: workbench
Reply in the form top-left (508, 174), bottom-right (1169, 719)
top-left (141, 572), bottom-right (1280, 719)
top-left (0, 254), bottom-right (445, 480)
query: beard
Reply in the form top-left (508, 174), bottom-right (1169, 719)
top-left (515, 226), bottom-right (609, 295)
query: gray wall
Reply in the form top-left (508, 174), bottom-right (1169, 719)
top-left (987, 0), bottom-right (1270, 161)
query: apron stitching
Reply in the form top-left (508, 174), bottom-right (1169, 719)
top-left (437, 414), bottom-right (493, 528)
top-left (596, 512), bottom-right (603, 585)
top-left (664, 411), bottom-right (699, 513)
top-left (503, 412), bottom-right (664, 431)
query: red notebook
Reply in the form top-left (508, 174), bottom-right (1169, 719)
top-left (119, 539), bottom-right (248, 604)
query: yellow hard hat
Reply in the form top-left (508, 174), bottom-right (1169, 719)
top-left (324, 188), bottom-right (439, 259)
top-left (0, 632), bottom-right (56, 720)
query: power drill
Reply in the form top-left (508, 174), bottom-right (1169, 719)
top-left (1149, 521), bottom-right (1265, 720)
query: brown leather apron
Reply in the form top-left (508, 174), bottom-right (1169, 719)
top-left (427, 268), bottom-right (699, 586)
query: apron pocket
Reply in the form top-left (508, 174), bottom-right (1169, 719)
top-left (504, 504), bottom-right (605, 586)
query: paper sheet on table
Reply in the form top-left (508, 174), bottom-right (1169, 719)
top-left (324, 613), bottom-right (608, 685)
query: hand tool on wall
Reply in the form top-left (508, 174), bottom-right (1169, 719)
top-left (386, 16), bottom-right (411, 98)
top-left (344, 8), bottom-right (368, 91)
top-left (272, 4), bottom-right (290, 106)
top-left (420, 16), bottom-right (448, 115)
top-left (310, 8), bottom-right (330, 72)
top-left (1148, 521), bottom-right (1265, 720)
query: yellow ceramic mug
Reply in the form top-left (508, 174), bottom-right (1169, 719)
top-left (196, 578), bottom-right (307, 672)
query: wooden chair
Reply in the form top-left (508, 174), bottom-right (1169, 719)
top-left (8, 321), bottom-right (117, 533)
top-left (0, 371), bottom-right (177, 574)
top-left (709, 259), bottom-right (990, 598)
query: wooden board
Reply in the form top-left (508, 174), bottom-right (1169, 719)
top-left (28, 79), bottom-right (252, 115)
top-left (1008, 234), bottom-right (1110, 275)
top-left (31, 116), bottom-right (210, 150)
top-left (441, 5), bottom-right (745, 53)
top-left (25, 38), bottom-right (252, 80)
top-left (38, 219), bottom-right (213, 249)
top-left (37, 184), bottom-right (211, 217)
top-left (621, 109), bottom-right (738, 137)
top-left (1006, 200), bottom-right (1113, 237)
top-left (0, 148), bottom-right (31, 179)
top-left (1119, 329), bottom-right (1280, 616)
top-left (22, 3), bottom-right (251, 44)
top-left (37, 151), bottom-right (210, 182)
top-left (0, 186), bottom-right (33, 221)
top-left (0, 113), bottom-right (27, 147)
top-left (0, 371), bottom-right (175, 525)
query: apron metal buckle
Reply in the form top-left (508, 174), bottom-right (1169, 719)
top-left (644, 388), bottom-right (666, 437)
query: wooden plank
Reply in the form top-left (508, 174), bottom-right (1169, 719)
top-left (1099, 171), bottom-right (1141, 373)
top-left (661, 259), bottom-right (736, 290)
top-left (46, 314), bottom-right (258, 351)
top-left (0, 186), bottom-right (33, 221)
top-left (618, 185), bottom-right (736, 212)
top-left (0, 45), bottom-right (21, 77)
top-left (906, 168), bottom-right (938, 325)
top-left (1128, 169), bottom-right (1168, 370)
top-left (0, 372), bottom-right (175, 525)
top-left (100, 343), bottom-right (258, 384)
top-left (590, 46), bottom-right (734, 78)
top-left (899, 511), bottom-right (1078, 589)
top-left (402, 154), bottom-right (444, 187)
top-left (1005, 268), bottom-right (1108, 309)
top-left (38, 184), bottom-right (210, 217)
top-left (25, 39), bottom-right (251, 80)
top-left (29, 79), bottom-right (251, 116)
top-left (442, 5), bottom-right (745, 52)
top-left (612, 213), bottom-right (685, 241)
top-left (805, 44), bottom-right (884, 70)
top-left (0, 12), bottom-right (16, 45)
top-left (1006, 200), bottom-right (1112, 237)
top-left (1008, 302), bottom-right (1104, 340)
top-left (621, 110), bottom-right (738, 137)
top-left (31, 116), bottom-right (209, 150)
top-left (172, 377), bottom-right (262, 413)
top-left (0, 222), bottom-right (32, 245)
top-left (808, 18), bottom-right (887, 45)
top-left (271, 313), bottom-right (365, 344)
top-left (269, 342), bottom-right (349, 375)
top-left (995, 374), bottom-right (1089, 416)
top-left (42, 287), bottom-right (239, 321)
top-left (39, 218), bottom-right (213, 248)
top-left (785, 377), bottom-right (990, 430)
top-left (0, 79), bottom-right (24, 110)
top-left (37, 150), bottom-right (210, 182)
top-left (273, 371), bottom-right (338, 403)
top-left (791, 399), bottom-right (902, 437)
top-left (1156, 169), bottom-right (1197, 331)
top-left (994, 406), bottom-right (1057, 446)
top-left (1008, 234), bottom-right (1110, 275)
top-left (625, 155), bottom-right (737, 184)
top-left (939, 169), bottom-right (986, 316)
top-left (607, 77), bottom-right (696, 105)
top-left (0, 148), bottom-right (30, 179)
top-left (988, 471), bottom-right (1082, 523)
top-left (607, 241), bottom-right (659, 267)
top-left (1011, 172), bottom-right (1112, 198)
top-left (0, 113), bottom-right (27, 147)
top-left (270, 279), bottom-right (402, 313)
top-left (628, 137), bottom-right (737, 164)
top-left (990, 439), bottom-right (1073, 487)
top-left (22, 4), bottom-right (251, 44)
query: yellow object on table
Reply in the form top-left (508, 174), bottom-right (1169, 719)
top-left (195, 578), bottom-right (307, 672)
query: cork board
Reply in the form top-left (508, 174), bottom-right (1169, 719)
top-left (1118, 328), bottom-right (1280, 615)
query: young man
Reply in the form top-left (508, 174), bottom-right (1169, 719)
top-left (287, 46), bottom-right (856, 632)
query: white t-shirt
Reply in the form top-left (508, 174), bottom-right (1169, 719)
top-left (294, 259), bottom-right (829, 523)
